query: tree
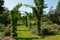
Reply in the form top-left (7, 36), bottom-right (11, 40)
top-left (56, 0), bottom-right (60, 10)
top-left (23, 0), bottom-right (45, 36)
top-left (24, 12), bottom-right (32, 29)
top-left (2, 9), bottom-right (11, 26)
top-left (0, 0), bottom-right (4, 13)
top-left (48, 0), bottom-right (60, 24)
top-left (33, 0), bottom-right (44, 36)
top-left (0, 0), bottom-right (11, 26)
top-left (11, 3), bottom-right (22, 37)
top-left (55, 0), bottom-right (60, 24)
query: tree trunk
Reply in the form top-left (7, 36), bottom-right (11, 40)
top-left (25, 16), bottom-right (28, 27)
top-left (37, 16), bottom-right (41, 36)
top-left (12, 20), bottom-right (17, 38)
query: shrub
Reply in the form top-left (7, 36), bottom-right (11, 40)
top-left (4, 28), bottom-right (11, 36)
top-left (49, 29), bottom-right (59, 35)
top-left (46, 20), bottom-right (52, 25)
top-left (40, 28), bottom-right (59, 36)
top-left (12, 32), bottom-right (17, 37)
top-left (50, 24), bottom-right (59, 29)
top-left (0, 23), bottom-right (4, 32)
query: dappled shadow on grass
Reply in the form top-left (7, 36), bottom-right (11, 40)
top-left (37, 35), bottom-right (60, 40)
top-left (40, 34), bottom-right (57, 38)
top-left (17, 24), bottom-right (24, 26)
top-left (17, 25), bottom-right (38, 40)
top-left (14, 38), bottom-right (38, 40)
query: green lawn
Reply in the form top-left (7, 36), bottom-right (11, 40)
top-left (38, 35), bottom-right (60, 40)
top-left (17, 26), bottom-right (37, 39)
top-left (17, 26), bottom-right (29, 31)
top-left (0, 32), bottom-right (2, 37)
top-left (17, 31), bottom-right (37, 38)
top-left (17, 25), bottom-right (60, 40)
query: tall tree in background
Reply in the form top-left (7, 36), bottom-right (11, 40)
top-left (55, 0), bottom-right (60, 24)
top-left (56, 0), bottom-right (60, 10)
top-left (48, 0), bottom-right (60, 24)
top-left (25, 12), bottom-right (32, 28)
top-left (24, 12), bottom-right (29, 27)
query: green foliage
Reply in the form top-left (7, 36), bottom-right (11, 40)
top-left (48, 0), bottom-right (60, 24)
top-left (46, 20), bottom-right (52, 25)
top-left (48, 9), bottom-right (60, 24)
top-left (0, 32), bottom-right (2, 37)
top-left (0, 23), bottom-right (2, 29)
top-left (0, 23), bottom-right (4, 32)
top-left (56, 0), bottom-right (60, 10)
top-left (34, 0), bottom-right (44, 36)
top-left (11, 3), bottom-right (22, 21)
top-left (4, 28), bottom-right (11, 36)
top-left (24, 0), bottom-right (45, 36)
top-left (11, 3), bottom-right (22, 38)
top-left (55, 0), bottom-right (60, 24)
top-left (0, 0), bottom-right (4, 5)
top-left (0, 0), bottom-right (11, 26)
top-left (1, 10), bottom-right (11, 26)
top-left (24, 12), bottom-right (33, 27)
top-left (40, 28), bottom-right (59, 36)
top-left (41, 21), bottom-right (52, 30)
top-left (0, 0), bottom-right (4, 13)
top-left (41, 14), bottom-right (49, 22)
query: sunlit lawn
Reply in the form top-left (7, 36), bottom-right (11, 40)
top-left (38, 35), bottom-right (60, 40)
top-left (17, 25), bottom-right (60, 40)
top-left (17, 26), bottom-right (37, 39)
top-left (17, 31), bottom-right (37, 38)
top-left (0, 32), bottom-right (2, 37)
top-left (17, 26), bottom-right (29, 31)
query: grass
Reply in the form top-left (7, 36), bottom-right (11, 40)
top-left (17, 25), bottom-right (37, 39)
top-left (17, 31), bottom-right (37, 38)
top-left (17, 25), bottom-right (60, 40)
top-left (17, 26), bottom-right (29, 31)
top-left (0, 32), bottom-right (2, 37)
top-left (38, 35), bottom-right (60, 40)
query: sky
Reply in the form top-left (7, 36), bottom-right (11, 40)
top-left (4, 0), bottom-right (59, 13)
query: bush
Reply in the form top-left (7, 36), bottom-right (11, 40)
top-left (0, 23), bottom-right (4, 32)
top-left (46, 20), bottom-right (52, 25)
top-left (4, 28), bottom-right (11, 36)
top-left (12, 32), bottom-right (17, 37)
top-left (40, 28), bottom-right (59, 36)
top-left (49, 29), bottom-right (59, 35)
